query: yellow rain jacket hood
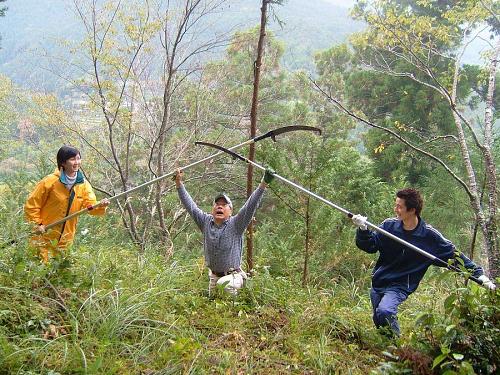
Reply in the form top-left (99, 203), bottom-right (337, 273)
top-left (25, 168), bottom-right (106, 261)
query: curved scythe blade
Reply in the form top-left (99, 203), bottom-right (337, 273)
top-left (254, 125), bottom-right (321, 142)
top-left (194, 142), bottom-right (245, 162)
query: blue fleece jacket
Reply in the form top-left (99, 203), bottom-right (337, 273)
top-left (355, 217), bottom-right (484, 293)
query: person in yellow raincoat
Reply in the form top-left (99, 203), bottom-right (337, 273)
top-left (25, 146), bottom-right (110, 262)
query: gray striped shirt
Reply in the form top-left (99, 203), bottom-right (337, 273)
top-left (178, 184), bottom-right (265, 273)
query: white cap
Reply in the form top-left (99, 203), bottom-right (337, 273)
top-left (213, 193), bottom-right (233, 209)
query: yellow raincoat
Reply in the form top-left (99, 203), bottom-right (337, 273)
top-left (25, 168), bottom-right (107, 262)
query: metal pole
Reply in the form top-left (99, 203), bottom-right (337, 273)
top-left (0, 140), bottom-right (257, 248)
top-left (2, 126), bottom-right (321, 249)
top-left (45, 138), bottom-right (255, 230)
top-left (195, 142), bottom-right (485, 286)
top-left (35, 126), bottom-right (320, 231)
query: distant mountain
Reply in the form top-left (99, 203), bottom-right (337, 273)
top-left (0, 0), bottom-right (83, 91)
top-left (0, 0), bottom-right (363, 93)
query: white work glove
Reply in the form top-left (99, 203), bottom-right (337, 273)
top-left (352, 214), bottom-right (368, 231)
top-left (478, 275), bottom-right (496, 290)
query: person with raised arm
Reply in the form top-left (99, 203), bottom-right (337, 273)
top-left (175, 167), bottom-right (274, 295)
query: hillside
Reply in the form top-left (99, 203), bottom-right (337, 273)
top-left (0, 0), bottom-right (363, 93)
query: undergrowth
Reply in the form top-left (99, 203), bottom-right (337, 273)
top-left (0, 242), bottom-right (497, 374)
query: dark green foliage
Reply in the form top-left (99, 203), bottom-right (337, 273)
top-left (370, 273), bottom-right (499, 374)
top-left (413, 283), bottom-right (499, 374)
top-left (254, 134), bottom-right (393, 285)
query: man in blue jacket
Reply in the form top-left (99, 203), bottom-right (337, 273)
top-left (352, 188), bottom-right (495, 336)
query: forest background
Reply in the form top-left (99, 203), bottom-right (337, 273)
top-left (0, 0), bottom-right (498, 373)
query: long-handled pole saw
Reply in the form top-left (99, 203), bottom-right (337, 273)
top-left (195, 141), bottom-right (487, 287)
top-left (1, 126), bottom-right (321, 249)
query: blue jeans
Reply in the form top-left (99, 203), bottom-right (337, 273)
top-left (370, 288), bottom-right (409, 336)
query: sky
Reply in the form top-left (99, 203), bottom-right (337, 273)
top-left (323, 0), bottom-right (356, 7)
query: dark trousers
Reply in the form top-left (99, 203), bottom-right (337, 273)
top-left (370, 288), bottom-right (409, 336)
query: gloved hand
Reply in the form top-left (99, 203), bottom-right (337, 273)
top-left (352, 214), bottom-right (368, 231)
top-left (262, 168), bottom-right (275, 184)
top-left (478, 275), bottom-right (496, 290)
top-left (173, 168), bottom-right (184, 187)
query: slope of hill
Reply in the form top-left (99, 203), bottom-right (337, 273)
top-left (0, 0), bottom-right (363, 93)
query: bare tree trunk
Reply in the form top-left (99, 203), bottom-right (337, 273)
top-left (302, 148), bottom-right (315, 286)
top-left (470, 176), bottom-right (487, 260)
top-left (482, 39), bottom-right (499, 278)
top-left (155, 75), bottom-right (173, 249)
top-left (85, 1), bottom-right (143, 247)
top-left (246, 0), bottom-right (268, 272)
top-left (450, 38), bottom-right (499, 278)
top-left (302, 195), bottom-right (311, 287)
top-left (448, 54), bottom-right (489, 270)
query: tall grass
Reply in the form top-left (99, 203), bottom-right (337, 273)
top-left (0, 221), bottom-right (497, 373)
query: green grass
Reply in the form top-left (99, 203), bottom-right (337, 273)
top-left (0, 242), bottom-right (497, 374)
